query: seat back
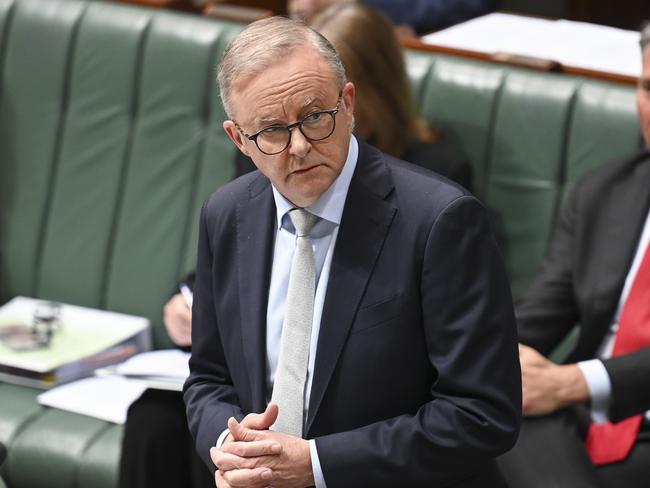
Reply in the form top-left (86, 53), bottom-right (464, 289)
top-left (406, 51), bottom-right (642, 297)
top-left (0, 0), bottom-right (244, 346)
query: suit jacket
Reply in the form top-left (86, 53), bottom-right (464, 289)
top-left (517, 150), bottom-right (650, 423)
top-left (184, 140), bottom-right (520, 487)
top-left (361, 0), bottom-right (495, 34)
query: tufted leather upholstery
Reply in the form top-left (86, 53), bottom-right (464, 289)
top-left (0, 1), bottom-right (242, 486)
top-left (0, 0), bottom-right (643, 485)
top-left (405, 51), bottom-right (641, 298)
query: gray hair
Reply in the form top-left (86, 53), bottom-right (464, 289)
top-left (217, 16), bottom-right (346, 119)
top-left (641, 21), bottom-right (650, 53)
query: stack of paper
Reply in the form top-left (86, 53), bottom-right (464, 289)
top-left (38, 349), bottom-right (190, 423)
top-left (0, 297), bottom-right (151, 388)
top-left (97, 349), bottom-right (190, 391)
top-left (423, 13), bottom-right (641, 78)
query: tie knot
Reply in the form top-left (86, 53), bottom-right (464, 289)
top-left (289, 208), bottom-right (317, 237)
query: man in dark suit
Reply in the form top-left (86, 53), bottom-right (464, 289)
top-left (497, 23), bottom-right (650, 488)
top-left (184, 16), bottom-right (520, 488)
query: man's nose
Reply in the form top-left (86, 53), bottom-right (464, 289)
top-left (288, 127), bottom-right (311, 158)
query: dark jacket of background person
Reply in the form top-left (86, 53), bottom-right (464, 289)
top-left (498, 151), bottom-right (650, 488)
top-left (363, 0), bottom-right (496, 34)
top-left (517, 150), bottom-right (650, 422)
top-left (312, 3), bottom-right (473, 190)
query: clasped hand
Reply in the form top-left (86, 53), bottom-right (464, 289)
top-left (211, 404), bottom-right (314, 488)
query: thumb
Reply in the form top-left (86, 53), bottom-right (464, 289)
top-left (241, 403), bottom-right (279, 430)
top-left (228, 416), bottom-right (260, 442)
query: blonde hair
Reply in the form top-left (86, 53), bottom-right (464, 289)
top-left (217, 16), bottom-right (346, 118)
top-left (312, 3), bottom-right (437, 158)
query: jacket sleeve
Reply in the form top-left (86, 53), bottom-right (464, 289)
top-left (314, 196), bottom-right (521, 487)
top-left (183, 201), bottom-right (245, 469)
top-left (604, 347), bottom-right (650, 420)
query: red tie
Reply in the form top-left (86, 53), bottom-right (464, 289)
top-left (584, 242), bottom-right (650, 465)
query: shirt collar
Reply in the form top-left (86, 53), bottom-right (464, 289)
top-left (272, 135), bottom-right (359, 230)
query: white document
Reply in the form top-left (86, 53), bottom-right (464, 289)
top-left (94, 349), bottom-right (191, 392)
top-left (38, 350), bottom-right (191, 423)
top-left (423, 13), bottom-right (641, 78)
top-left (114, 349), bottom-right (190, 380)
top-left (37, 376), bottom-right (148, 424)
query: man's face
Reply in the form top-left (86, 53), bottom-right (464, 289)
top-left (224, 46), bottom-right (355, 208)
top-left (637, 47), bottom-right (650, 148)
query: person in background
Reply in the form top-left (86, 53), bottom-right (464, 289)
top-left (118, 275), bottom-right (212, 488)
top-left (311, 2), bottom-right (472, 190)
top-left (118, 151), bottom-right (255, 488)
top-left (497, 21), bottom-right (650, 488)
top-left (289, 0), bottom-right (495, 35)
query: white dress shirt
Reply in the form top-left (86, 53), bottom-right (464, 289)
top-left (217, 136), bottom-right (358, 488)
top-left (578, 206), bottom-right (650, 423)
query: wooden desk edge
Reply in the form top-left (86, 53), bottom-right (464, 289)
top-left (401, 37), bottom-right (638, 86)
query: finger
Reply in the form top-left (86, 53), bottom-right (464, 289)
top-left (211, 449), bottom-right (262, 472)
top-left (211, 447), bottom-right (218, 466)
top-left (222, 439), bottom-right (282, 458)
top-left (215, 470), bottom-right (233, 488)
top-left (211, 447), bottom-right (243, 470)
top-left (223, 467), bottom-right (273, 488)
top-left (241, 404), bottom-right (279, 430)
top-left (229, 417), bottom-right (262, 442)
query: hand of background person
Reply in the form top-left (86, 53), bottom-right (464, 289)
top-left (288, 0), bottom-right (340, 23)
top-left (163, 293), bottom-right (192, 347)
top-left (519, 343), bottom-right (589, 416)
top-left (211, 404), bottom-right (314, 488)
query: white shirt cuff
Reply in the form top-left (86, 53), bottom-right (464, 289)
top-left (216, 428), bottom-right (230, 448)
top-left (309, 439), bottom-right (327, 488)
top-left (577, 359), bottom-right (612, 424)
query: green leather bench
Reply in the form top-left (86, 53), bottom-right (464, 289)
top-left (0, 1), bottom-right (242, 486)
top-left (404, 50), bottom-right (642, 298)
top-left (0, 0), bottom-right (642, 486)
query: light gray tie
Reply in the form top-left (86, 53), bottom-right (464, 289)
top-left (271, 208), bottom-right (317, 437)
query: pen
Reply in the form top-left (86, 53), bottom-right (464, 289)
top-left (179, 282), bottom-right (193, 309)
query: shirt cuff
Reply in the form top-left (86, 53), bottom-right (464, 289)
top-left (309, 439), bottom-right (327, 488)
top-left (577, 359), bottom-right (612, 424)
top-left (216, 428), bottom-right (230, 448)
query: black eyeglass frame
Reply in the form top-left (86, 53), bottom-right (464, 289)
top-left (234, 93), bottom-right (343, 155)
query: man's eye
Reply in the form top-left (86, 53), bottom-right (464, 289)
top-left (261, 126), bottom-right (285, 134)
top-left (304, 112), bottom-right (323, 122)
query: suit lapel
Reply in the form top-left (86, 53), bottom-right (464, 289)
top-left (237, 173), bottom-right (275, 412)
top-left (306, 143), bottom-right (396, 432)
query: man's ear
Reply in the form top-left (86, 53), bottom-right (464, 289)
top-left (342, 81), bottom-right (355, 120)
top-left (223, 120), bottom-right (251, 157)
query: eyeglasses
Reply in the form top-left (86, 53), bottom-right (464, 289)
top-left (234, 95), bottom-right (342, 155)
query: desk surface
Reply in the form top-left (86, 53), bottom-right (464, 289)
top-left (410, 13), bottom-right (640, 86)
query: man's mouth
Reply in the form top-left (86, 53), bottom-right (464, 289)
top-left (292, 164), bottom-right (319, 175)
